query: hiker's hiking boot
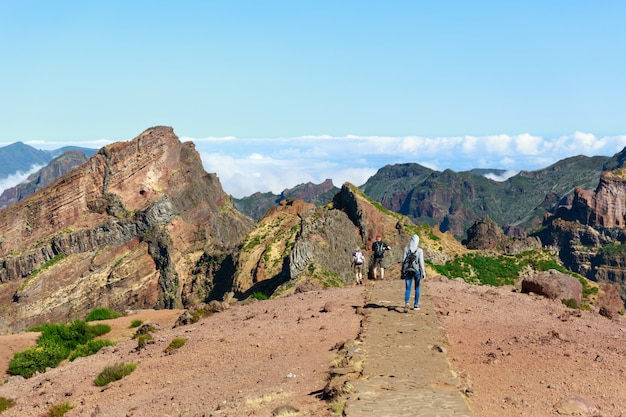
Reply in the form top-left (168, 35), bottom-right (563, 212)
top-left (404, 303), bottom-right (410, 313)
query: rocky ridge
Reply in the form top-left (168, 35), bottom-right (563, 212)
top-left (0, 126), bottom-right (253, 333)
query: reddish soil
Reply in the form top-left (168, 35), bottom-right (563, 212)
top-left (1, 278), bottom-right (626, 416)
top-left (429, 277), bottom-right (626, 417)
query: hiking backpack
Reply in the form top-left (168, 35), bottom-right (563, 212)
top-left (373, 241), bottom-right (385, 258)
top-left (354, 251), bottom-right (364, 265)
top-left (403, 249), bottom-right (419, 274)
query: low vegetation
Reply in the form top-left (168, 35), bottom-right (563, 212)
top-left (86, 307), bottom-right (121, 321)
top-left (249, 292), bottom-right (269, 301)
top-left (433, 249), bottom-right (599, 309)
top-left (42, 402), bottom-right (73, 417)
top-left (0, 397), bottom-right (15, 412)
top-left (130, 319), bottom-right (143, 328)
top-left (164, 337), bottom-right (187, 353)
top-left (9, 320), bottom-right (113, 378)
top-left (434, 250), bottom-right (581, 287)
top-left (94, 362), bottom-right (137, 387)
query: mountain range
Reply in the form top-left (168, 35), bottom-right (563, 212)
top-left (1, 129), bottom-right (626, 334)
top-left (0, 140), bottom-right (614, 240)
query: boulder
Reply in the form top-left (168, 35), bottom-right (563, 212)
top-left (521, 270), bottom-right (582, 304)
top-left (596, 282), bottom-right (625, 319)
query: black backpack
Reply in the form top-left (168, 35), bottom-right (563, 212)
top-left (403, 249), bottom-right (419, 274)
top-left (373, 241), bottom-right (385, 257)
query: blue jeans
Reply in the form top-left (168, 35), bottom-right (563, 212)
top-left (404, 271), bottom-right (421, 307)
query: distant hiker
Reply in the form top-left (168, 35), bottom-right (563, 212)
top-left (402, 234), bottom-right (425, 312)
top-left (371, 233), bottom-right (391, 280)
top-left (352, 247), bottom-right (365, 285)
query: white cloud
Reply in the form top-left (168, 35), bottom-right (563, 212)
top-left (192, 133), bottom-right (626, 197)
top-left (0, 165), bottom-right (45, 195)
top-left (4, 132), bottom-right (626, 200)
top-left (483, 170), bottom-right (519, 182)
top-left (514, 134), bottom-right (542, 155)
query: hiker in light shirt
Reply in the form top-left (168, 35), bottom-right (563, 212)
top-left (401, 234), bottom-right (425, 312)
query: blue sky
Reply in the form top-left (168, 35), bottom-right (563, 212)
top-left (1, 1), bottom-right (626, 198)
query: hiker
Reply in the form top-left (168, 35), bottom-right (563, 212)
top-left (371, 234), bottom-right (390, 280)
top-left (352, 247), bottom-right (365, 285)
top-left (402, 234), bottom-right (425, 312)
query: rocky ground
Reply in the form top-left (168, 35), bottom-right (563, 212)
top-left (1, 277), bottom-right (626, 416)
top-left (429, 277), bottom-right (626, 417)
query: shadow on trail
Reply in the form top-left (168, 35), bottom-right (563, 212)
top-left (364, 303), bottom-right (403, 312)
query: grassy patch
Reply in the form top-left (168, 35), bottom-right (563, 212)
top-left (69, 339), bottom-right (114, 361)
top-left (249, 292), bottom-right (269, 301)
top-left (135, 333), bottom-right (153, 349)
top-left (129, 319), bottom-right (143, 328)
top-left (0, 397), bottom-right (15, 412)
top-left (164, 337), bottom-right (187, 353)
top-left (42, 402), bottom-right (73, 417)
top-left (86, 307), bottom-right (121, 322)
top-left (94, 362), bottom-right (137, 387)
top-left (9, 320), bottom-right (113, 378)
top-left (433, 253), bottom-right (521, 286)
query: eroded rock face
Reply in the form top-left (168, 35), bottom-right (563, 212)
top-left (596, 283), bottom-right (625, 319)
top-left (566, 172), bottom-right (626, 227)
top-left (464, 215), bottom-right (541, 255)
top-left (0, 126), bottom-right (253, 332)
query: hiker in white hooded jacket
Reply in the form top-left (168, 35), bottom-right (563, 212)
top-left (401, 234), bottom-right (425, 312)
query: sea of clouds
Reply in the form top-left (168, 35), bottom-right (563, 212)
top-left (2, 132), bottom-right (626, 199)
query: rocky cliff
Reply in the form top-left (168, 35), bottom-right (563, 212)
top-left (537, 167), bottom-right (626, 305)
top-left (0, 126), bottom-right (253, 333)
top-left (560, 170), bottom-right (626, 227)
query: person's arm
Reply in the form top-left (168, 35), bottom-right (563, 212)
top-left (401, 247), bottom-right (408, 274)
top-left (419, 248), bottom-right (426, 278)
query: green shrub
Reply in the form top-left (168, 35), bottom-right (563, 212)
top-left (86, 307), bottom-right (121, 322)
top-left (0, 396), bottom-right (15, 412)
top-left (249, 292), bottom-right (269, 301)
top-left (164, 337), bottom-right (187, 353)
top-left (42, 402), bottom-right (73, 417)
top-left (94, 362), bottom-right (137, 387)
top-left (9, 320), bottom-right (113, 378)
top-left (88, 323), bottom-right (112, 337)
top-left (136, 333), bottom-right (153, 349)
top-left (69, 339), bottom-right (114, 361)
top-left (433, 253), bottom-right (520, 286)
top-left (562, 298), bottom-right (580, 309)
top-left (9, 339), bottom-right (71, 378)
top-left (130, 319), bottom-right (143, 328)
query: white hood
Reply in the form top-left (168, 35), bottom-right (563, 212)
top-left (409, 234), bottom-right (419, 251)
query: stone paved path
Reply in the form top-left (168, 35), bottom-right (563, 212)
top-left (344, 278), bottom-right (473, 417)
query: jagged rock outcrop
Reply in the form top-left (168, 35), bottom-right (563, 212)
top-left (521, 270), bottom-right (583, 304)
top-left (0, 126), bottom-right (253, 333)
top-left (463, 216), bottom-right (541, 255)
top-left (230, 183), bottom-right (458, 299)
top-left (560, 171), bottom-right (626, 227)
top-left (230, 198), bottom-right (316, 298)
top-left (536, 166), bottom-right (626, 306)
